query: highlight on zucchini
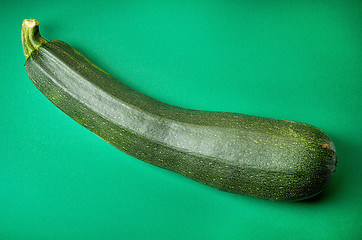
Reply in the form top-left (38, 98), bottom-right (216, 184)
top-left (22, 19), bottom-right (337, 201)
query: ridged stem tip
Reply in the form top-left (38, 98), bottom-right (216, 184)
top-left (22, 19), bottom-right (48, 59)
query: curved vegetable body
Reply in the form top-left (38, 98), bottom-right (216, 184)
top-left (22, 19), bottom-right (337, 201)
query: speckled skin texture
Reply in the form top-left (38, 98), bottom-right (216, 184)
top-left (26, 40), bottom-right (337, 201)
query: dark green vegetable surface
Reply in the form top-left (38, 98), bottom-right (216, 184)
top-left (22, 19), bottom-right (337, 201)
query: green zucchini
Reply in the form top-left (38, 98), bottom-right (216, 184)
top-left (22, 19), bottom-right (337, 201)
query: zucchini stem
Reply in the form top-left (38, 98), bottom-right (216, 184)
top-left (22, 19), bottom-right (48, 59)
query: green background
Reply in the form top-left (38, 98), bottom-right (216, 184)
top-left (1, 0), bottom-right (361, 239)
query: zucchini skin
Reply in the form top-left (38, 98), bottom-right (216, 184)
top-left (26, 40), bottom-right (337, 201)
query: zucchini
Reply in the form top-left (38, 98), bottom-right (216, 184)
top-left (22, 19), bottom-right (337, 201)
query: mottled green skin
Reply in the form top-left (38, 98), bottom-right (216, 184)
top-left (26, 40), bottom-right (337, 201)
